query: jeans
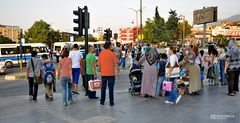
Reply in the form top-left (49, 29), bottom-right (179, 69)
top-left (219, 60), bottom-right (226, 83)
top-left (61, 77), bottom-right (73, 106)
top-left (167, 77), bottom-right (180, 103)
top-left (28, 77), bottom-right (38, 100)
top-left (100, 76), bottom-right (115, 105)
top-left (121, 58), bottom-right (126, 68)
top-left (156, 77), bottom-right (165, 96)
top-left (117, 55), bottom-right (121, 66)
top-left (86, 74), bottom-right (97, 99)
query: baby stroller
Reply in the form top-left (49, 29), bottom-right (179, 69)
top-left (128, 63), bottom-right (142, 95)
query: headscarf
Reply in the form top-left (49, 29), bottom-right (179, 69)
top-left (228, 40), bottom-right (239, 60)
top-left (183, 46), bottom-right (195, 64)
top-left (145, 48), bottom-right (158, 65)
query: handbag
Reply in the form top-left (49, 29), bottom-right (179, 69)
top-left (88, 79), bottom-right (102, 91)
top-left (165, 62), bottom-right (180, 77)
top-left (203, 55), bottom-right (211, 62)
top-left (207, 67), bottom-right (215, 79)
top-left (162, 80), bottom-right (173, 92)
top-left (31, 58), bottom-right (42, 84)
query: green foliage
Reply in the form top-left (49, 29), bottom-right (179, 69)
top-left (24, 20), bottom-right (61, 48)
top-left (88, 34), bottom-right (97, 42)
top-left (213, 34), bottom-right (230, 47)
top-left (75, 34), bottom-right (97, 42)
top-left (166, 9), bottom-right (179, 41)
top-left (153, 6), bottom-right (170, 43)
top-left (142, 18), bottom-right (155, 43)
top-left (0, 35), bottom-right (13, 44)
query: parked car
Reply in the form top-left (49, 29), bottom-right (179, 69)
top-left (0, 63), bottom-right (6, 73)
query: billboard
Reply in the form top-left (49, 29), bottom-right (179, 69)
top-left (193, 7), bottom-right (217, 25)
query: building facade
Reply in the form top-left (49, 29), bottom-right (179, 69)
top-left (119, 27), bottom-right (138, 42)
top-left (0, 25), bottom-right (22, 43)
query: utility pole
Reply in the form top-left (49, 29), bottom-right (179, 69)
top-left (140, 0), bottom-right (143, 40)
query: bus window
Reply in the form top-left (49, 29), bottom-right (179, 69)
top-left (40, 47), bottom-right (47, 53)
top-left (1, 48), bottom-right (17, 55)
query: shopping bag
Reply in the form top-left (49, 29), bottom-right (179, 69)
top-left (203, 55), bottom-right (211, 62)
top-left (162, 80), bottom-right (173, 92)
top-left (88, 79), bottom-right (102, 91)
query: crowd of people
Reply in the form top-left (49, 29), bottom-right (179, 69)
top-left (26, 39), bottom-right (239, 106)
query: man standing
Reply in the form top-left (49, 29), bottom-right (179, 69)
top-left (69, 44), bottom-right (83, 94)
top-left (26, 51), bottom-right (41, 103)
top-left (98, 41), bottom-right (120, 106)
top-left (86, 46), bottom-right (99, 99)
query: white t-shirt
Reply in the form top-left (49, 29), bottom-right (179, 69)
top-left (169, 54), bottom-right (179, 67)
top-left (69, 50), bottom-right (83, 68)
top-left (195, 54), bottom-right (201, 65)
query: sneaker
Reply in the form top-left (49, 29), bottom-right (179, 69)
top-left (29, 95), bottom-right (33, 100)
top-left (164, 101), bottom-right (174, 104)
top-left (175, 95), bottom-right (182, 104)
top-left (32, 100), bottom-right (37, 103)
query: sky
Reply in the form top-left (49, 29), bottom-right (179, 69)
top-left (0, 0), bottom-right (239, 34)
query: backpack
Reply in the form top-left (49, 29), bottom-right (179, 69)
top-left (43, 63), bottom-right (54, 84)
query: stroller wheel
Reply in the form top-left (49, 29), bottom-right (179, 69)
top-left (128, 88), bottom-right (131, 93)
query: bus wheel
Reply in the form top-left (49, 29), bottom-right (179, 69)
top-left (5, 61), bottom-right (13, 68)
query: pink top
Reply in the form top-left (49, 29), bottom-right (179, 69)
top-left (59, 58), bottom-right (72, 78)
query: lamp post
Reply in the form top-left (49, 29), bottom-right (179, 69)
top-left (129, 8), bottom-right (140, 41)
top-left (140, 0), bottom-right (143, 40)
top-left (179, 15), bottom-right (185, 45)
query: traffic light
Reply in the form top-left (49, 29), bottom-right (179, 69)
top-left (73, 6), bottom-right (90, 36)
top-left (108, 28), bottom-right (112, 39)
top-left (73, 7), bottom-right (83, 36)
top-left (103, 28), bottom-right (112, 41)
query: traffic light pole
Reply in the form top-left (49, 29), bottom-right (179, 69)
top-left (84, 6), bottom-right (89, 56)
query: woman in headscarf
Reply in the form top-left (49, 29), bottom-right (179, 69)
top-left (179, 46), bottom-right (202, 95)
top-left (224, 39), bottom-right (240, 96)
top-left (208, 45), bottom-right (219, 85)
top-left (138, 47), bottom-right (159, 97)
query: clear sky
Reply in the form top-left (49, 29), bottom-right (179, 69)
top-left (0, 0), bottom-right (239, 34)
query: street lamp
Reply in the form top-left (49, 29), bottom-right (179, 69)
top-left (129, 8), bottom-right (140, 41)
top-left (129, 7), bottom-right (146, 41)
top-left (179, 15), bottom-right (185, 45)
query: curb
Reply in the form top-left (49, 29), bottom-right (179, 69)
top-left (5, 74), bottom-right (25, 80)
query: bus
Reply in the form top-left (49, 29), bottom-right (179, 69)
top-left (0, 43), bottom-right (49, 68)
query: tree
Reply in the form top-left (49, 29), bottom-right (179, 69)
top-left (0, 35), bottom-right (13, 44)
top-left (88, 34), bottom-right (97, 42)
top-left (24, 20), bottom-right (61, 48)
top-left (178, 20), bottom-right (192, 41)
top-left (166, 9), bottom-right (179, 41)
top-left (153, 6), bottom-right (169, 43)
top-left (48, 29), bottom-right (61, 49)
top-left (142, 18), bottom-right (155, 43)
top-left (213, 34), bottom-right (230, 47)
top-left (25, 20), bottom-right (50, 43)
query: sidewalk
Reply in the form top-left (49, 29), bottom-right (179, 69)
top-left (0, 69), bottom-right (239, 123)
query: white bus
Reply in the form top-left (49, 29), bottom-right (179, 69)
top-left (0, 43), bottom-right (49, 68)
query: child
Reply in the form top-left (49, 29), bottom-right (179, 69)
top-left (41, 54), bottom-right (56, 101)
top-left (156, 53), bottom-right (167, 96)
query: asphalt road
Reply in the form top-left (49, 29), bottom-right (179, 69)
top-left (0, 69), bottom-right (240, 123)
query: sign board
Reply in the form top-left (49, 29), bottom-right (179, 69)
top-left (212, 26), bottom-right (240, 37)
top-left (193, 7), bottom-right (217, 25)
top-left (70, 36), bottom-right (74, 42)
